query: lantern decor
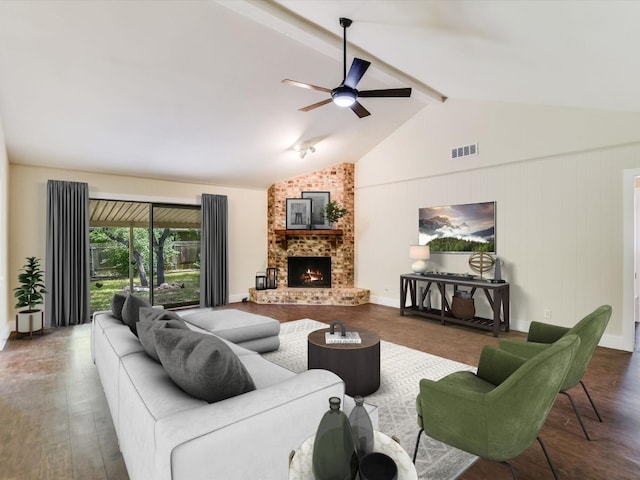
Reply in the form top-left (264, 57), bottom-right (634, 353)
top-left (266, 267), bottom-right (278, 289)
top-left (255, 272), bottom-right (267, 290)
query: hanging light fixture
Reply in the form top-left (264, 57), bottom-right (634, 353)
top-left (331, 86), bottom-right (357, 107)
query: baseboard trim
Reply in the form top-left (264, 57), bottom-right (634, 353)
top-left (230, 293), bottom-right (248, 303)
top-left (600, 333), bottom-right (633, 352)
top-left (369, 295), bottom-right (397, 308)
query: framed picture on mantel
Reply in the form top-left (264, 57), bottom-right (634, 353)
top-left (302, 191), bottom-right (331, 229)
top-left (286, 198), bottom-right (312, 230)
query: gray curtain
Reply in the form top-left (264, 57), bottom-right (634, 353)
top-left (200, 194), bottom-right (228, 307)
top-left (45, 180), bottom-right (90, 327)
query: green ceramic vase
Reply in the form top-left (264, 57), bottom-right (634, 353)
top-left (312, 397), bottom-right (358, 480)
top-left (348, 396), bottom-right (374, 459)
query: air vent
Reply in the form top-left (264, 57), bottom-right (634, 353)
top-left (451, 143), bottom-right (478, 159)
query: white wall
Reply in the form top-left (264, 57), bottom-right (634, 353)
top-left (8, 165), bottom-right (267, 326)
top-left (0, 117), bottom-right (8, 348)
top-left (635, 178), bottom-right (640, 323)
top-left (355, 99), bottom-right (640, 351)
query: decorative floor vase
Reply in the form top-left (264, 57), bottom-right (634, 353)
top-left (312, 397), bottom-right (358, 480)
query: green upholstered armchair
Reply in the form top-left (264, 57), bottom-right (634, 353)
top-left (499, 305), bottom-right (611, 440)
top-left (414, 334), bottom-right (580, 480)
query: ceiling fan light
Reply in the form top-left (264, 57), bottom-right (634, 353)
top-left (332, 87), bottom-right (356, 107)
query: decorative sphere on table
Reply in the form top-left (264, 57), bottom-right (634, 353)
top-left (468, 252), bottom-right (495, 279)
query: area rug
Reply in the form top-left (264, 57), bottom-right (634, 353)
top-left (262, 319), bottom-right (478, 480)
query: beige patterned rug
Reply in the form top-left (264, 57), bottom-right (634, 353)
top-left (262, 319), bottom-right (478, 480)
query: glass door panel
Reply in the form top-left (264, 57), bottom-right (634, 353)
top-left (89, 200), bottom-right (151, 313)
top-left (150, 204), bottom-right (201, 308)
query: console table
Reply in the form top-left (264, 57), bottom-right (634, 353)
top-left (400, 273), bottom-right (510, 337)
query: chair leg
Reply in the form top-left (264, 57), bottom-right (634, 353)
top-left (412, 429), bottom-right (424, 463)
top-left (580, 380), bottom-right (603, 422)
top-left (536, 436), bottom-right (560, 480)
top-left (559, 391), bottom-right (591, 440)
top-left (500, 461), bottom-right (519, 479)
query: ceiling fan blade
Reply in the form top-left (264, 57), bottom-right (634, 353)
top-left (282, 79), bottom-right (332, 93)
top-left (350, 101), bottom-right (371, 118)
top-left (344, 58), bottom-right (371, 89)
top-left (299, 98), bottom-right (333, 112)
top-left (358, 88), bottom-right (412, 98)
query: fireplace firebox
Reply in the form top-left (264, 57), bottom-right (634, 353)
top-left (287, 256), bottom-right (331, 288)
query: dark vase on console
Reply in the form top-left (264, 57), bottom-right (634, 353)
top-left (312, 397), bottom-right (358, 480)
top-left (348, 396), bottom-right (374, 459)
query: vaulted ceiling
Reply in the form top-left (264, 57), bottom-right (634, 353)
top-left (0, 1), bottom-right (638, 189)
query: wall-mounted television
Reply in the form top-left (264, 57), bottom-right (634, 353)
top-left (419, 201), bottom-right (496, 253)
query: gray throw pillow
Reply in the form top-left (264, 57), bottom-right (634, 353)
top-left (111, 293), bottom-right (128, 321)
top-left (121, 294), bottom-right (152, 336)
top-left (154, 329), bottom-right (256, 403)
top-left (137, 318), bottom-right (190, 362)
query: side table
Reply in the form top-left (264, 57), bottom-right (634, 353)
top-left (289, 431), bottom-right (418, 480)
top-left (307, 328), bottom-right (380, 397)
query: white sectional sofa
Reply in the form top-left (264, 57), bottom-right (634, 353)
top-left (91, 307), bottom-right (376, 480)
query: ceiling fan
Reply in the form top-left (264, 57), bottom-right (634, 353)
top-left (282, 17), bottom-right (412, 118)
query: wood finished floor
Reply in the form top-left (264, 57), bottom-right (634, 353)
top-left (1, 302), bottom-right (638, 479)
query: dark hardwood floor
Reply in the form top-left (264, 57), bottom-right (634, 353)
top-left (1, 302), bottom-right (638, 479)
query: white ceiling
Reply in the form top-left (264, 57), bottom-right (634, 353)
top-left (0, 0), bottom-right (638, 189)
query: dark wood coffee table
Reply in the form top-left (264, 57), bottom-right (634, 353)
top-left (307, 328), bottom-right (380, 396)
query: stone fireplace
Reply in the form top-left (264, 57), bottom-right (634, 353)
top-left (248, 162), bottom-right (369, 306)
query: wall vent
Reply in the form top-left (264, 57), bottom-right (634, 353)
top-left (451, 143), bottom-right (478, 159)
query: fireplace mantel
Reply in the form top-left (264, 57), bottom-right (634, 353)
top-left (274, 229), bottom-right (343, 249)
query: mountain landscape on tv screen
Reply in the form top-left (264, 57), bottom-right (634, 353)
top-left (418, 202), bottom-right (496, 253)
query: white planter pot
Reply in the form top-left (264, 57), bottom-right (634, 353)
top-left (16, 310), bottom-right (44, 336)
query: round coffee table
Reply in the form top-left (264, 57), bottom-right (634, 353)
top-left (307, 328), bottom-right (380, 397)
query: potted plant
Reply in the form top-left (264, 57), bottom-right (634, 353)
top-left (322, 201), bottom-right (349, 228)
top-left (14, 256), bottom-right (47, 336)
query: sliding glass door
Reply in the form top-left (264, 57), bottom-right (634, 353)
top-left (89, 200), bottom-right (201, 314)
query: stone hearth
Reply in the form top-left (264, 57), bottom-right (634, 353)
top-left (249, 287), bottom-right (369, 306)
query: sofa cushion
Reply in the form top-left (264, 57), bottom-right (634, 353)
top-left (122, 295), bottom-right (152, 336)
top-left (184, 323), bottom-right (261, 358)
top-left (139, 307), bottom-right (182, 323)
top-left (111, 293), bottom-right (128, 321)
top-left (138, 318), bottom-right (190, 362)
top-left (180, 309), bottom-right (280, 344)
top-left (154, 329), bottom-right (256, 403)
top-left (239, 353), bottom-right (295, 389)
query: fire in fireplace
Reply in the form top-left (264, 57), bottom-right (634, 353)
top-left (288, 256), bottom-right (331, 288)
